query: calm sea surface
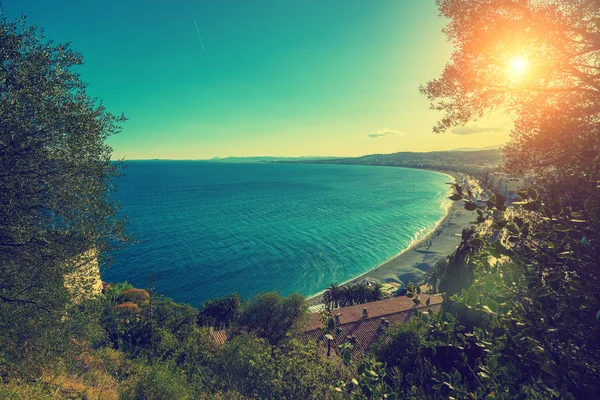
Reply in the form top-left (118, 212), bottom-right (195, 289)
top-left (104, 162), bottom-right (451, 306)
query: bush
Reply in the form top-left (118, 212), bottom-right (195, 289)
top-left (131, 363), bottom-right (193, 400)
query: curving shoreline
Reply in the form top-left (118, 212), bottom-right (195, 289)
top-left (306, 172), bottom-right (475, 304)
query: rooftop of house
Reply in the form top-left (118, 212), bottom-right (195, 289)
top-left (305, 294), bottom-right (443, 331)
top-left (208, 294), bottom-right (445, 353)
top-left (300, 294), bottom-right (444, 358)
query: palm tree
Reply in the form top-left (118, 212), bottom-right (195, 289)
top-left (351, 283), bottom-right (370, 305)
top-left (370, 283), bottom-right (384, 302)
top-left (323, 283), bottom-right (342, 310)
top-left (340, 285), bottom-right (355, 307)
top-left (198, 293), bottom-right (241, 329)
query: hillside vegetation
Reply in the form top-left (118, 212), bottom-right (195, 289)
top-left (292, 149), bottom-right (502, 175)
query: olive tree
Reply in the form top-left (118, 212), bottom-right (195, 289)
top-left (0, 15), bottom-right (127, 363)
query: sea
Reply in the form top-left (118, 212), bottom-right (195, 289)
top-left (103, 162), bottom-right (451, 307)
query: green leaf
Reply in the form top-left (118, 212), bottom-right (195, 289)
top-left (464, 201), bottom-right (477, 211)
top-left (491, 220), bottom-right (507, 230)
top-left (324, 334), bottom-right (334, 341)
top-left (542, 362), bottom-right (560, 378)
top-left (351, 378), bottom-right (359, 386)
top-left (527, 187), bottom-right (538, 201)
top-left (584, 198), bottom-right (596, 211)
top-left (469, 238), bottom-right (484, 247)
top-left (453, 370), bottom-right (461, 383)
top-left (358, 363), bottom-right (367, 375)
top-left (495, 193), bottom-right (506, 207)
top-left (532, 346), bottom-right (545, 356)
top-left (551, 199), bottom-right (563, 216)
top-left (553, 224), bottom-right (571, 233)
top-left (327, 318), bottom-right (335, 331)
top-left (342, 349), bottom-right (352, 365)
top-left (485, 298), bottom-right (499, 313)
top-left (534, 231), bottom-right (550, 240)
top-left (468, 286), bottom-right (479, 305)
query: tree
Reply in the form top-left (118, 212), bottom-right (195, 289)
top-left (0, 15), bottom-right (127, 365)
top-left (198, 293), bottom-right (241, 329)
top-left (323, 283), bottom-right (342, 309)
top-left (421, 0), bottom-right (600, 204)
top-left (237, 292), bottom-right (307, 345)
top-left (369, 283), bottom-right (385, 302)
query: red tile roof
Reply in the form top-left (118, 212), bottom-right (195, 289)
top-left (208, 295), bottom-right (444, 353)
top-left (301, 295), bottom-right (443, 358)
top-left (210, 329), bottom-right (231, 346)
top-left (305, 294), bottom-right (443, 331)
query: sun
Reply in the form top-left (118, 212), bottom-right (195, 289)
top-left (507, 55), bottom-right (529, 78)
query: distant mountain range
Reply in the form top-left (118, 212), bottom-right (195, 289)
top-left (450, 144), bottom-right (503, 151)
top-left (280, 149), bottom-right (503, 175)
top-left (206, 156), bottom-right (341, 163)
top-left (129, 148), bottom-right (503, 170)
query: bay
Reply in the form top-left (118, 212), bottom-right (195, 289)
top-left (104, 162), bottom-right (450, 306)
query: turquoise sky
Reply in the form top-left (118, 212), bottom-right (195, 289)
top-left (5, 0), bottom-right (510, 159)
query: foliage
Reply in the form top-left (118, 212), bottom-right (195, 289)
top-left (398, 182), bottom-right (600, 399)
top-left (198, 293), bottom-right (241, 329)
top-left (0, 14), bottom-right (127, 314)
top-left (323, 282), bottom-right (386, 310)
top-left (421, 0), bottom-right (600, 206)
top-left (415, 1), bottom-right (600, 397)
top-left (0, 14), bottom-right (127, 379)
top-left (217, 334), bottom-right (342, 399)
top-left (120, 289), bottom-right (150, 307)
top-left (130, 362), bottom-right (193, 400)
top-left (369, 318), bottom-right (435, 396)
top-left (237, 292), bottom-right (308, 345)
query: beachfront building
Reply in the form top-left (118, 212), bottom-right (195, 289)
top-left (209, 294), bottom-right (443, 357)
top-left (300, 295), bottom-right (443, 359)
top-left (488, 172), bottom-right (530, 202)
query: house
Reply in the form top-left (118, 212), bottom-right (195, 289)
top-left (208, 294), bottom-right (444, 355)
top-left (300, 294), bottom-right (443, 357)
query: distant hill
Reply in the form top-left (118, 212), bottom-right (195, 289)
top-left (206, 156), bottom-right (340, 163)
top-left (283, 149), bottom-right (502, 175)
top-left (450, 144), bottom-right (503, 151)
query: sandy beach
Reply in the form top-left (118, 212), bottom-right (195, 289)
top-left (306, 173), bottom-right (476, 305)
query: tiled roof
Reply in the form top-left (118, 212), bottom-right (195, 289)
top-left (300, 295), bottom-right (443, 358)
top-left (305, 294), bottom-right (443, 331)
top-left (209, 295), bottom-right (444, 352)
top-left (210, 329), bottom-right (231, 346)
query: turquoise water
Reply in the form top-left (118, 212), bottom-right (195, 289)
top-left (104, 162), bottom-right (450, 306)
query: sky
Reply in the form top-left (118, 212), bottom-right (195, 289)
top-left (4, 0), bottom-right (512, 159)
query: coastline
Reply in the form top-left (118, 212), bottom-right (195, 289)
top-left (306, 172), bottom-right (475, 305)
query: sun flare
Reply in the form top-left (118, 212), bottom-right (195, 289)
top-left (508, 55), bottom-right (529, 78)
